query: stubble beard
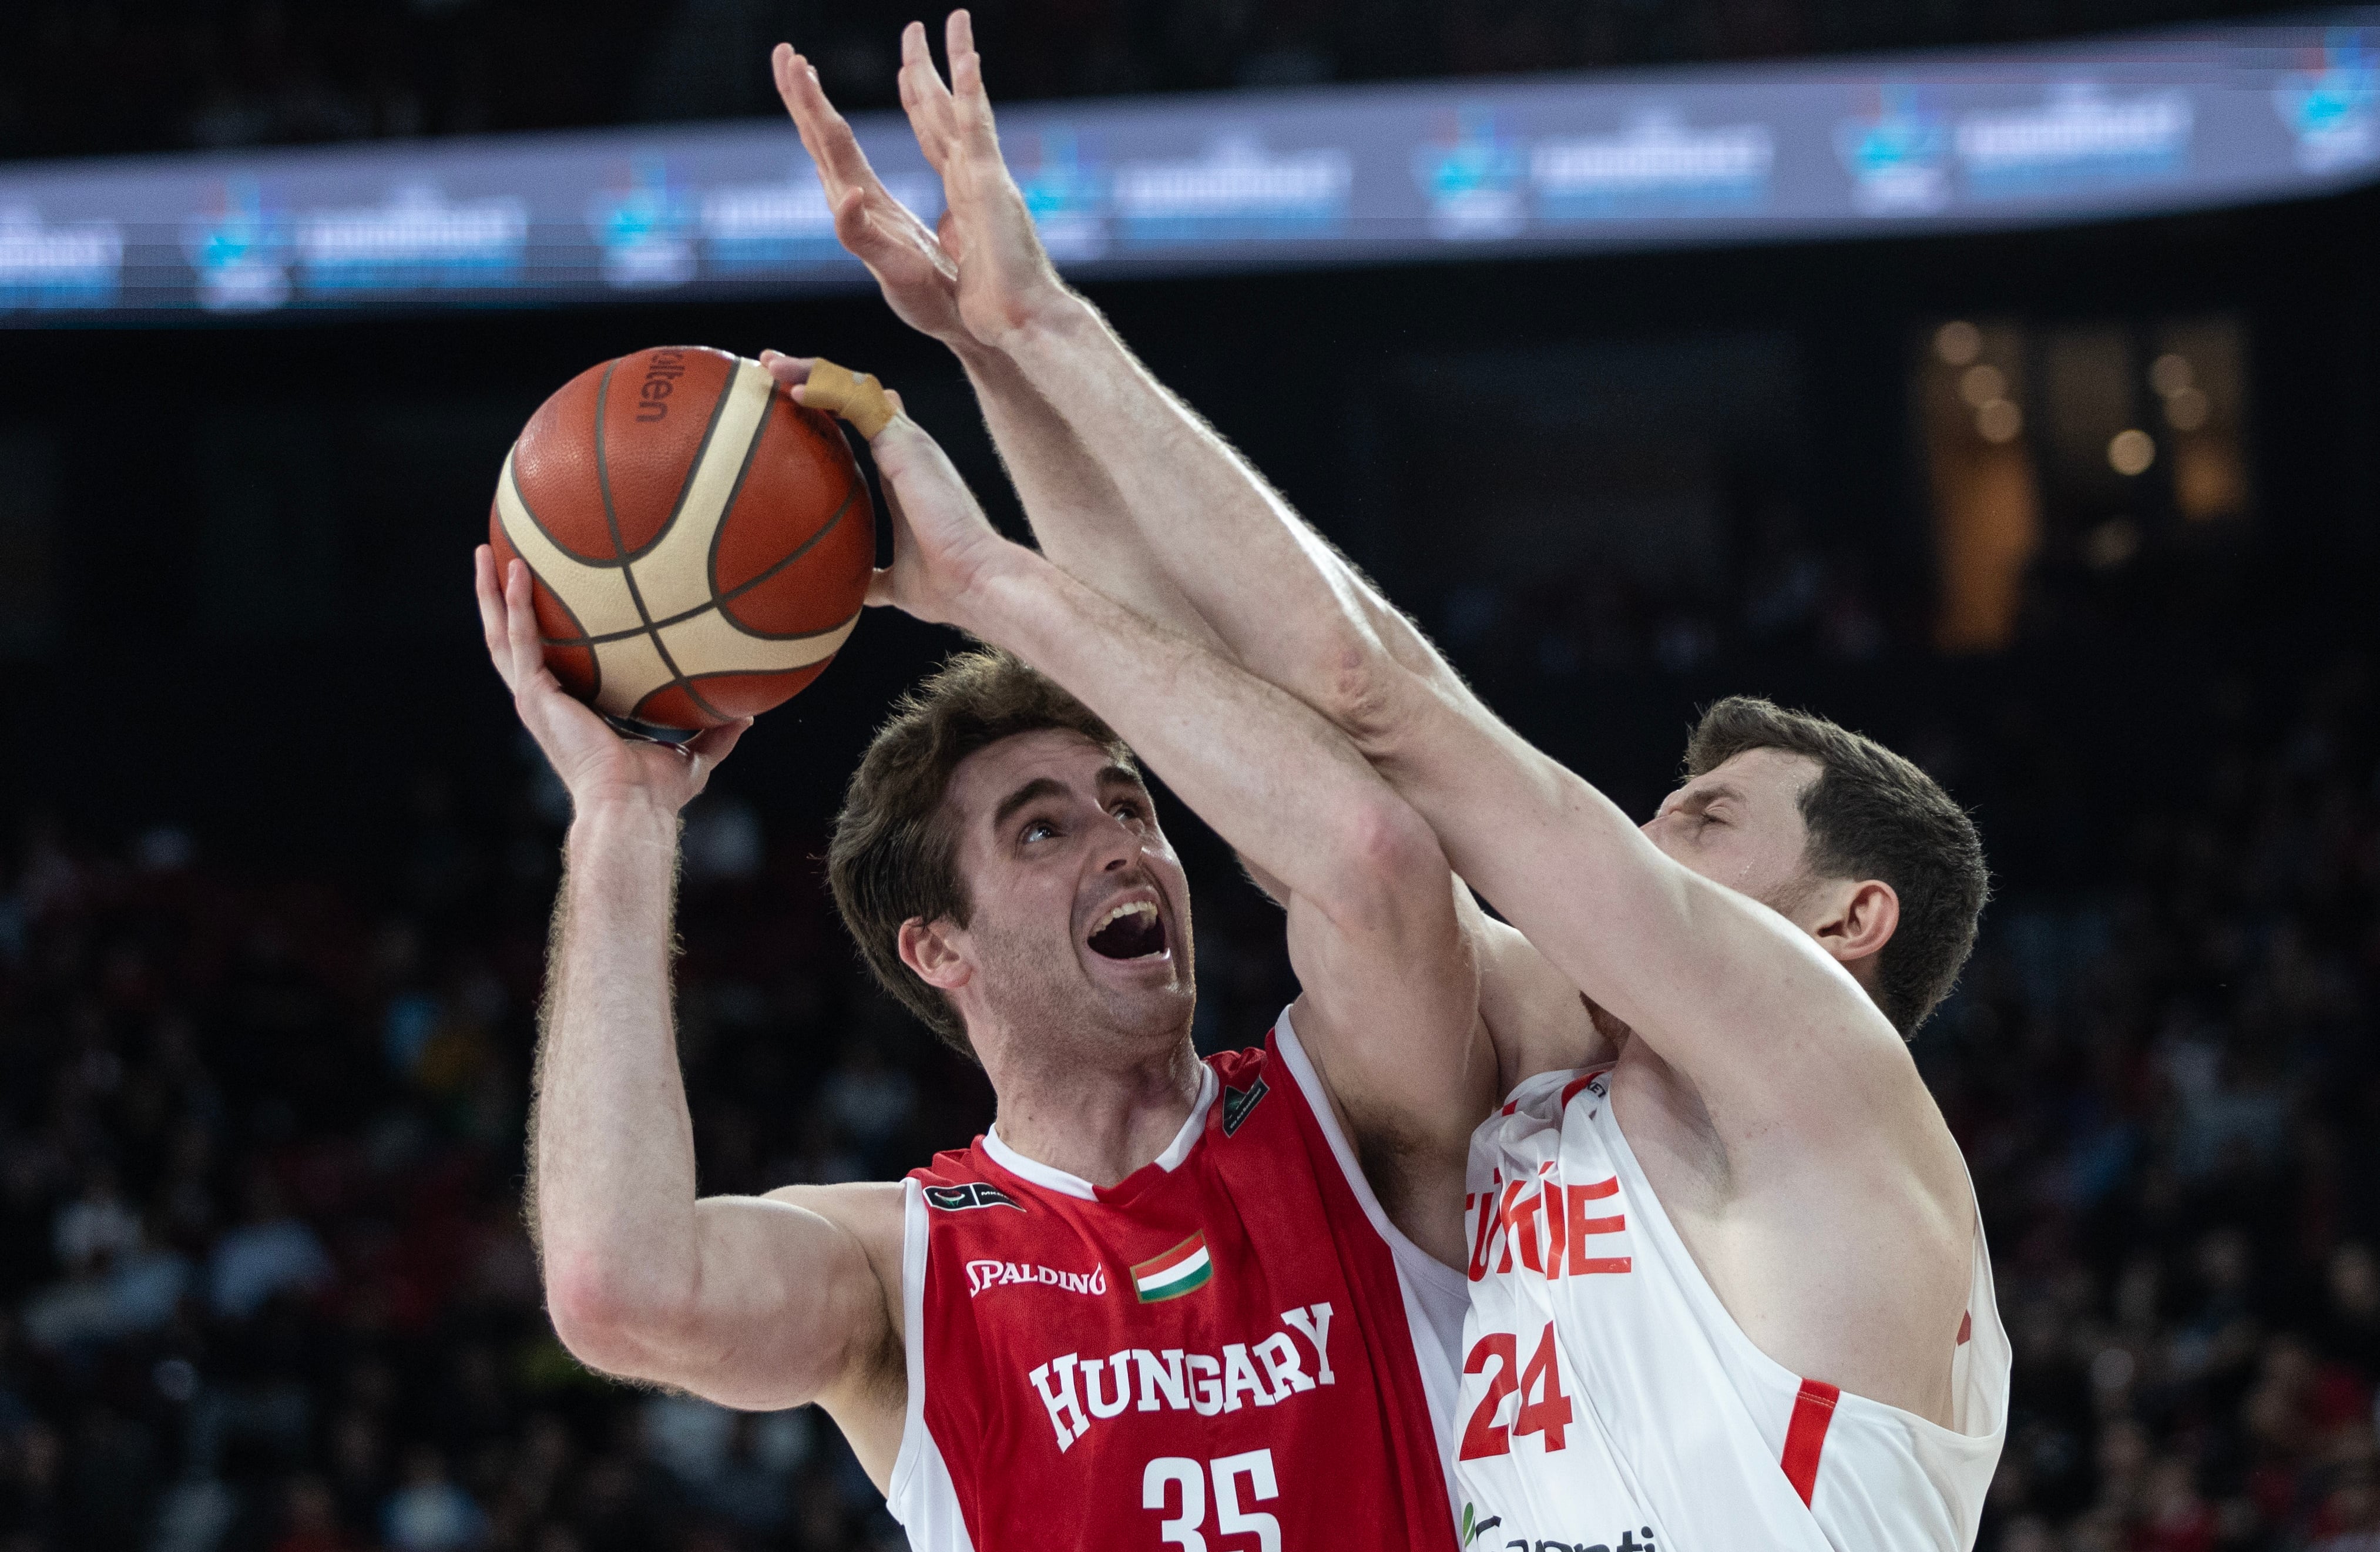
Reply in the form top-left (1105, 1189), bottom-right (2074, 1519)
top-left (973, 913), bottom-right (1196, 1064)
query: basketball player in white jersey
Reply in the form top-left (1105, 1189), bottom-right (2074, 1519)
top-left (771, 17), bottom-right (2009, 1550)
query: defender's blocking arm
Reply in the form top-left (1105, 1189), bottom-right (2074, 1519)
top-left (773, 20), bottom-right (1918, 1141)
top-left (772, 19), bottom-right (1597, 1085)
top-left (768, 20), bottom-right (1372, 709)
top-left (845, 398), bottom-right (1493, 1265)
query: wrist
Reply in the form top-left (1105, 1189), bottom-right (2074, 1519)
top-left (945, 541), bottom-right (1050, 639)
top-left (567, 796), bottom-right (683, 850)
top-left (982, 289), bottom-right (1100, 363)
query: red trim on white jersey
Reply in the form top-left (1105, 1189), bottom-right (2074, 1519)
top-left (1780, 1379), bottom-right (1842, 1507)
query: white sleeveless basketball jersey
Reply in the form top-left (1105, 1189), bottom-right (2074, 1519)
top-left (1454, 1066), bottom-right (2009, 1552)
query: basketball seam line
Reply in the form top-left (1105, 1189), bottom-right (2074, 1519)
top-left (649, 363), bottom-right (783, 726)
top-left (626, 352), bottom-right (744, 565)
top-left (542, 477), bottom-right (861, 648)
top-left (503, 456), bottom-right (603, 700)
top-left (593, 355), bottom-right (714, 723)
top-left (503, 447), bottom-right (610, 592)
top-left (703, 364), bottom-right (795, 639)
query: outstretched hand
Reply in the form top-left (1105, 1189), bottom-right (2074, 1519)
top-left (472, 547), bottom-right (748, 817)
top-left (770, 42), bottom-right (965, 346)
top-left (771, 12), bottom-right (1076, 354)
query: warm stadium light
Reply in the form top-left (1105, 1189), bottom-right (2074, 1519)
top-left (1936, 322), bottom-right (1983, 367)
top-left (2164, 387), bottom-right (2210, 431)
top-left (2108, 428), bottom-right (2157, 475)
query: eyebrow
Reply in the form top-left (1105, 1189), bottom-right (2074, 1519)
top-left (990, 765), bottom-right (1151, 832)
top-left (992, 777), bottom-right (1069, 831)
top-left (1680, 782), bottom-right (1742, 812)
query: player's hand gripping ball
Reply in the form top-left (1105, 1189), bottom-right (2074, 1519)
top-left (488, 346), bottom-right (875, 735)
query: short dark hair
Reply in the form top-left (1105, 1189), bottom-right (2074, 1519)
top-left (1684, 696), bottom-right (1988, 1035)
top-left (827, 649), bottom-right (1136, 1055)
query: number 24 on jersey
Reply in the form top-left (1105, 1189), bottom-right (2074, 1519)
top-left (1461, 1323), bottom-right (1573, 1460)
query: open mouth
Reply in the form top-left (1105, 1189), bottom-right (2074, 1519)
top-left (1086, 899), bottom-right (1169, 961)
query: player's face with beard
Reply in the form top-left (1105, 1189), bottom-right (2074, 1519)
top-left (931, 729), bottom-right (1196, 1050)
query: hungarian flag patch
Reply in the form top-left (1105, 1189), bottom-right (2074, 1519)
top-left (1130, 1232), bottom-right (1214, 1303)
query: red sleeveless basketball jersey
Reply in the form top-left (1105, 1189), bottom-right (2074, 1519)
top-left (884, 1011), bottom-right (1465, 1551)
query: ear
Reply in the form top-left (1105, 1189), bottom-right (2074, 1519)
top-left (898, 916), bottom-right (974, 993)
top-left (1810, 878), bottom-right (1899, 969)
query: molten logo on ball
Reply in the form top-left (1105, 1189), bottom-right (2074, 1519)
top-left (635, 348), bottom-right (689, 423)
top-left (486, 345), bottom-right (875, 731)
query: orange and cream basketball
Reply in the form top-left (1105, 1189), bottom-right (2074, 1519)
top-left (488, 345), bottom-right (874, 733)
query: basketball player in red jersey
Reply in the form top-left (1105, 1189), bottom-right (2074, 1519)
top-left (475, 374), bottom-right (1502, 1541)
top-left (772, 18), bottom-right (2004, 1549)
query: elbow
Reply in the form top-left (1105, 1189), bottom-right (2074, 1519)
top-left (1314, 633), bottom-right (1414, 757)
top-left (543, 1251), bottom-right (684, 1376)
top-left (1310, 589), bottom-right (1451, 759)
top-left (1321, 793), bottom-right (1449, 937)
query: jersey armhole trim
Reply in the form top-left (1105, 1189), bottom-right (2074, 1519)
top-left (1598, 1093), bottom-right (2009, 1450)
top-left (1271, 1006), bottom-right (1466, 1303)
top-left (1780, 1377), bottom-right (1841, 1507)
top-left (887, 1176), bottom-right (931, 1508)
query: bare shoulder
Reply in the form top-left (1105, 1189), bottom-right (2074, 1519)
top-left (761, 1180), bottom-right (911, 1480)
top-left (763, 1180), bottom-right (908, 1289)
top-left (1619, 1042), bottom-right (1975, 1422)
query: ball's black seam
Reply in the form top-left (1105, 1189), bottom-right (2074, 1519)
top-left (625, 350), bottom-right (744, 564)
top-left (545, 475), bottom-right (862, 648)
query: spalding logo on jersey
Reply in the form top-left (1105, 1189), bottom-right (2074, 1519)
top-left (968, 1259), bottom-right (1107, 1298)
top-left (925, 1182), bottom-right (1024, 1213)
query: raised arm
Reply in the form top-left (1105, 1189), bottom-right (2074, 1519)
top-left (774, 20), bottom-right (1904, 1137)
top-left (828, 388), bottom-right (1493, 1265)
top-left (1350, 606), bottom-right (1935, 1147)
top-left (768, 23), bottom-right (1364, 695)
top-left (474, 550), bottom-right (907, 1481)
top-left (763, 40), bottom-right (1224, 661)
top-left (770, 22), bottom-right (1600, 1084)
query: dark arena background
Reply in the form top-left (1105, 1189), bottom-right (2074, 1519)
top-left (4, 4), bottom-right (2380, 1551)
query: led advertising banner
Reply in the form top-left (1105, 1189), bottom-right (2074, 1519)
top-left (1, 15), bottom-right (2374, 321)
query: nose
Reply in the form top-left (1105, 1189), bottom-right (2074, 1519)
top-left (1093, 812), bottom-right (1142, 872)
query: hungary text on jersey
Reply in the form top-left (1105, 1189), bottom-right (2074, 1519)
top-left (884, 1010), bottom-right (1469, 1552)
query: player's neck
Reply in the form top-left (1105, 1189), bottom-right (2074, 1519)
top-left (984, 1034), bottom-right (1204, 1190)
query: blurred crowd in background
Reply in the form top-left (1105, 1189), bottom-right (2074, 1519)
top-left (0, 6), bottom-right (2370, 1540)
top-left (1, 592), bottom-right (2378, 1550)
top-left (0, 0), bottom-right (2326, 162)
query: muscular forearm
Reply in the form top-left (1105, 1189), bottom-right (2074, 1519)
top-left (959, 548), bottom-right (1426, 926)
top-left (532, 802), bottom-right (704, 1337)
top-left (954, 344), bottom-right (1228, 658)
top-left (978, 297), bottom-right (1388, 712)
